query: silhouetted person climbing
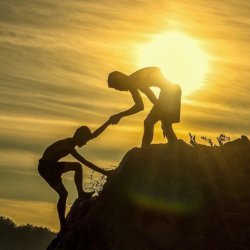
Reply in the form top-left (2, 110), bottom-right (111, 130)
top-left (108, 67), bottom-right (182, 146)
top-left (38, 121), bottom-right (110, 234)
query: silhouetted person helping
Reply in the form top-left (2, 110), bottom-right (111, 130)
top-left (108, 67), bottom-right (182, 146)
top-left (38, 121), bottom-right (110, 234)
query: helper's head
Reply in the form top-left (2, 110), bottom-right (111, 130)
top-left (108, 71), bottom-right (128, 91)
top-left (73, 126), bottom-right (92, 147)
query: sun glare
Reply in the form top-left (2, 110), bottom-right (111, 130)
top-left (138, 32), bottom-right (209, 95)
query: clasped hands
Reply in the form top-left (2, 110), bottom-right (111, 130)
top-left (108, 113), bottom-right (122, 125)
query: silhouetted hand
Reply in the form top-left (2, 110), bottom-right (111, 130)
top-left (109, 114), bottom-right (122, 124)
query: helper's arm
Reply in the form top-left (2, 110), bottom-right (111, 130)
top-left (91, 120), bottom-right (111, 139)
top-left (140, 87), bottom-right (158, 105)
top-left (110, 88), bottom-right (144, 124)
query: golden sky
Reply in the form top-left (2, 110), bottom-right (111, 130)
top-left (0, 0), bottom-right (249, 231)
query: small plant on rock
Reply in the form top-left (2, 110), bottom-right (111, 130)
top-left (201, 136), bottom-right (215, 147)
top-left (189, 132), bottom-right (197, 146)
top-left (88, 167), bottom-right (115, 196)
top-left (217, 134), bottom-right (230, 146)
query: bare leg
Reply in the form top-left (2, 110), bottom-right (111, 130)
top-left (162, 122), bottom-right (177, 143)
top-left (141, 112), bottom-right (158, 147)
top-left (53, 183), bottom-right (68, 233)
top-left (62, 162), bottom-right (93, 199)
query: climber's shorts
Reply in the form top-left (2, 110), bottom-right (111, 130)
top-left (146, 84), bottom-right (181, 125)
top-left (38, 159), bottom-right (66, 188)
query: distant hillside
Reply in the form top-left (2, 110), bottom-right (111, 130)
top-left (0, 216), bottom-right (55, 250)
top-left (49, 136), bottom-right (250, 250)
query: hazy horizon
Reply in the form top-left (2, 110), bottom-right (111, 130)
top-left (0, 0), bottom-right (249, 231)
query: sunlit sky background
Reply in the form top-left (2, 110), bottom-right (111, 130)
top-left (0, 0), bottom-right (249, 231)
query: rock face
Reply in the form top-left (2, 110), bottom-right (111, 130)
top-left (49, 137), bottom-right (250, 250)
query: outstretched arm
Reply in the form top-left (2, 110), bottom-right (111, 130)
top-left (71, 149), bottom-right (108, 175)
top-left (91, 120), bottom-right (111, 139)
top-left (140, 87), bottom-right (158, 105)
top-left (110, 89), bottom-right (144, 124)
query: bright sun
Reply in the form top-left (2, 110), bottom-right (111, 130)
top-left (138, 32), bottom-right (209, 95)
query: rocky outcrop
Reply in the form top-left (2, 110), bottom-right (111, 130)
top-left (49, 137), bottom-right (250, 250)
